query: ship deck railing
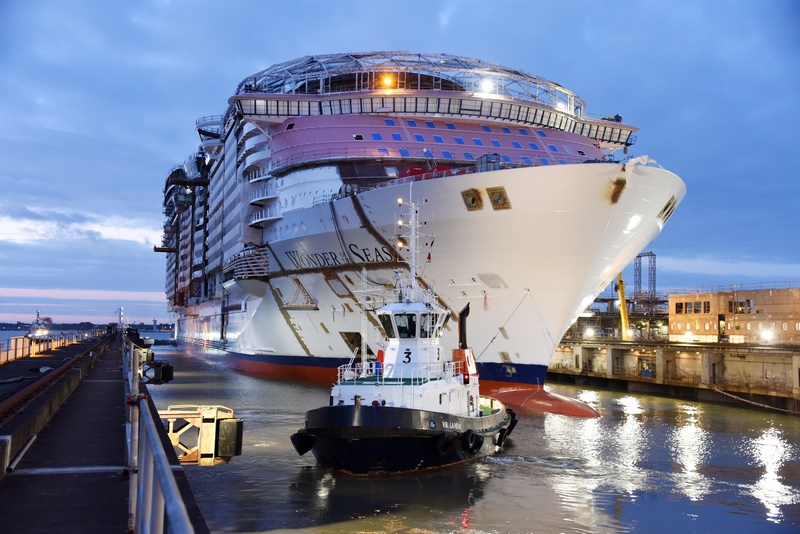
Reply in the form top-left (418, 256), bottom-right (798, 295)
top-left (222, 246), bottom-right (270, 282)
top-left (337, 360), bottom-right (466, 387)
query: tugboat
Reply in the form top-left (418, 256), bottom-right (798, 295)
top-left (291, 198), bottom-right (517, 474)
top-left (26, 310), bottom-right (50, 341)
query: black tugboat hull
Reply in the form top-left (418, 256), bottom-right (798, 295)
top-left (291, 404), bottom-right (517, 474)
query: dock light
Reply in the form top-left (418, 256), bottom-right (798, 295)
top-left (685, 331), bottom-right (694, 342)
top-left (626, 329), bottom-right (634, 339)
top-left (398, 219), bottom-right (403, 227)
top-left (760, 331), bottom-right (774, 343)
top-left (584, 328), bottom-right (595, 338)
top-left (396, 239), bottom-right (405, 248)
top-left (382, 75), bottom-right (393, 87)
top-left (398, 198), bottom-right (403, 206)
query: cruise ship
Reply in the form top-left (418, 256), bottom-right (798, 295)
top-left (156, 51), bottom-right (685, 393)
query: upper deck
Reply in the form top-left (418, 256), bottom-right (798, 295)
top-left (225, 52), bottom-right (637, 149)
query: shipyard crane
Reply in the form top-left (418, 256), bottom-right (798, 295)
top-left (615, 273), bottom-right (631, 340)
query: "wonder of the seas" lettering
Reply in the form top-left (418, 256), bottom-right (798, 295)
top-left (283, 243), bottom-right (395, 270)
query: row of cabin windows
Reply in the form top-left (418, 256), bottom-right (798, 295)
top-left (387, 147), bottom-right (562, 165)
top-left (675, 301), bottom-right (711, 314)
top-left (383, 118), bottom-right (546, 137)
top-left (671, 321), bottom-right (800, 332)
top-left (366, 132), bottom-right (582, 154)
top-left (674, 299), bottom-right (764, 315)
top-left (378, 312), bottom-right (449, 339)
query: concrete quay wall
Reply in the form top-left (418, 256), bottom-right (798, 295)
top-left (548, 339), bottom-right (800, 413)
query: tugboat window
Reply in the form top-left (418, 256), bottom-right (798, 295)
top-left (420, 313), bottom-right (436, 338)
top-left (395, 313), bottom-right (417, 338)
top-left (378, 314), bottom-right (396, 338)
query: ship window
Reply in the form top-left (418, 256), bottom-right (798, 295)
top-left (539, 158), bottom-right (549, 165)
top-left (286, 123), bottom-right (295, 130)
top-left (528, 142), bottom-right (540, 150)
top-left (472, 138), bottom-right (484, 146)
top-left (422, 148), bottom-right (433, 157)
top-left (694, 302), bottom-right (702, 313)
top-left (392, 133), bottom-right (402, 141)
top-left (378, 148), bottom-right (389, 156)
top-left (563, 146), bottom-right (574, 154)
top-left (407, 119), bottom-right (417, 127)
top-left (454, 137), bottom-right (465, 145)
top-left (399, 149), bottom-right (410, 156)
top-left (433, 135), bottom-right (444, 143)
top-left (446, 122), bottom-right (456, 130)
top-left (353, 134), bottom-right (364, 140)
top-left (521, 156), bottom-right (533, 165)
top-left (675, 302), bottom-right (683, 314)
top-left (578, 150), bottom-right (586, 156)
top-left (442, 150), bottom-right (453, 159)
top-left (548, 145), bottom-right (558, 152)
top-left (463, 152), bottom-right (474, 160)
top-left (537, 130), bottom-right (548, 137)
top-left (379, 314), bottom-right (396, 338)
top-left (491, 139), bottom-right (502, 147)
top-left (395, 313), bottom-right (417, 338)
top-left (685, 303), bottom-right (692, 314)
top-left (372, 133), bottom-right (382, 140)
top-left (518, 128), bottom-right (529, 135)
top-left (482, 125), bottom-right (491, 132)
top-left (703, 301), bottom-right (711, 313)
top-left (384, 119), bottom-right (396, 126)
top-left (501, 155), bottom-right (512, 162)
top-left (386, 166), bottom-right (398, 177)
top-left (501, 127), bottom-right (511, 134)
top-left (511, 141), bottom-right (522, 149)
top-left (425, 121), bottom-right (436, 128)
top-left (420, 313), bottom-right (437, 338)
top-left (414, 134), bottom-right (425, 142)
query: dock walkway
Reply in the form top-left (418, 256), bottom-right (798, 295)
top-left (0, 333), bottom-right (207, 533)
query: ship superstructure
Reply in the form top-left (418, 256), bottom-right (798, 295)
top-left (156, 51), bottom-right (685, 391)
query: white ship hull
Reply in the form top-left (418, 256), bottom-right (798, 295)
top-left (177, 161), bottom-right (684, 389)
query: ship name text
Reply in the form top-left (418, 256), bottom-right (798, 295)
top-left (284, 244), bottom-right (395, 270)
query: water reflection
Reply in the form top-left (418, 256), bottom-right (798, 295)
top-left (745, 426), bottom-right (799, 522)
top-left (668, 404), bottom-right (711, 500)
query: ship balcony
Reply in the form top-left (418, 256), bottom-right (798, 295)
top-left (201, 137), bottom-right (223, 157)
top-left (222, 246), bottom-right (270, 298)
top-left (249, 186), bottom-right (279, 206)
top-left (248, 208), bottom-right (282, 227)
top-left (246, 167), bottom-right (272, 183)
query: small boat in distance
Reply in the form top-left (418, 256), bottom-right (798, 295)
top-left (26, 310), bottom-right (50, 341)
top-left (291, 199), bottom-right (517, 474)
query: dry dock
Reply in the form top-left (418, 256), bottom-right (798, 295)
top-left (0, 333), bottom-right (207, 532)
top-left (548, 338), bottom-right (800, 413)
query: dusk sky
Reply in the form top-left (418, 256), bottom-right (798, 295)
top-left (1, 0), bottom-right (798, 325)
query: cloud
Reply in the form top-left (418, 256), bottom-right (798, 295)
top-left (438, 1), bottom-right (457, 26)
top-left (658, 256), bottom-right (800, 280)
top-left (0, 208), bottom-right (160, 246)
top-left (0, 287), bottom-right (165, 302)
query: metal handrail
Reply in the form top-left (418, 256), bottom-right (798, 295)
top-left (0, 330), bottom-right (105, 365)
top-left (135, 402), bottom-right (194, 534)
top-left (124, 339), bottom-right (194, 534)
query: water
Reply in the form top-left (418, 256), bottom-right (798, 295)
top-left (148, 342), bottom-right (800, 533)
